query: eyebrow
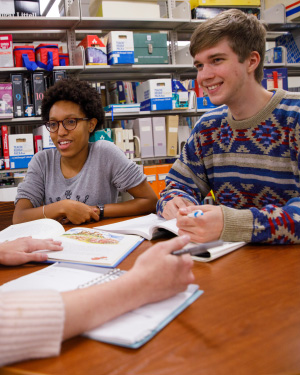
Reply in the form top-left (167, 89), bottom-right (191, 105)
top-left (49, 114), bottom-right (79, 119)
top-left (193, 52), bottom-right (227, 66)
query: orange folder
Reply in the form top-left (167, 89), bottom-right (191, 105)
top-left (156, 164), bottom-right (172, 197)
top-left (143, 165), bottom-right (159, 198)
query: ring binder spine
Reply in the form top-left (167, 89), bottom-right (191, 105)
top-left (78, 268), bottom-right (125, 289)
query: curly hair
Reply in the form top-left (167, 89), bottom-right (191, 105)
top-left (41, 78), bottom-right (105, 134)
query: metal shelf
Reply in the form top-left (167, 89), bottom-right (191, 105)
top-left (0, 16), bottom-right (80, 30)
top-left (77, 17), bottom-right (190, 32)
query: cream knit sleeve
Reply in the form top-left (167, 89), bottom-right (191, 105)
top-left (0, 290), bottom-right (65, 367)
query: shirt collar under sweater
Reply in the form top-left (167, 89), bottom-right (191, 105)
top-left (227, 88), bottom-right (286, 130)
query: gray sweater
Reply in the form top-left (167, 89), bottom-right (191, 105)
top-left (15, 141), bottom-right (145, 207)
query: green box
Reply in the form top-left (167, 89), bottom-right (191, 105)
top-left (89, 129), bottom-right (113, 143)
top-left (133, 33), bottom-right (169, 65)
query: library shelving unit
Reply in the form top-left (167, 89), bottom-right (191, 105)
top-left (1, 0), bottom-right (299, 196)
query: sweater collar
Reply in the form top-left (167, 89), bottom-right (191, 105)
top-left (227, 89), bottom-right (286, 129)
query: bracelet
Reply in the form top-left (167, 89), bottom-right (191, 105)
top-left (42, 205), bottom-right (47, 219)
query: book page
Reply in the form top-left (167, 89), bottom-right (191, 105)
top-left (98, 214), bottom-right (178, 240)
top-left (47, 227), bottom-right (143, 266)
top-left (0, 263), bottom-right (120, 293)
top-left (0, 218), bottom-right (65, 243)
top-left (192, 242), bottom-right (246, 262)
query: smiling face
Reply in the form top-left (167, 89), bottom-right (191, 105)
top-left (49, 100), bottom-right (96, 164)
top-left (193, 38), bottom-right (254, 110)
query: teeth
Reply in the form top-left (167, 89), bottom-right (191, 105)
top-left (208, 84), bottom-right (220, 90)
top-left (59, 141), bottom-right (70, 145)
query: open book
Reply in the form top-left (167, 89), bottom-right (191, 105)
top-left (0, 262), bottom-right (203, 349)
top-left (98, 213), bottom-right (178, 241)
top-left (98, 214), bottom-right (246, 262)
top-left (0, 218), bottom-right (143, 268)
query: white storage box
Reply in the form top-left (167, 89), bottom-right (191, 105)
top-left (89, 0), bottom-right (160, 19)
top-left (9, 134), bottom-right (34, 169)
top-left (136, 79), bottom-right (172, 111)
top-left (107, 31), bottom-right (134, 65)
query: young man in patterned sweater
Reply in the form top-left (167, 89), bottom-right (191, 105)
top-left (157, 9), bottom-right (300, 244)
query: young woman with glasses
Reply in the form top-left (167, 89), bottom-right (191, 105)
top-left (13, 78), bottom-right (157, 224)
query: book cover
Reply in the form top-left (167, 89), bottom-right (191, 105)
top-left (1, 125), bottom-right (10, 170)
top-left (0, 262), bottom-right (202, 349)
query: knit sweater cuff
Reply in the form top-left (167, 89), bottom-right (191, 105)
top-left (0, 290), bottom-right (65, 367)
top-left (220, 205), bottom-right (253, 242)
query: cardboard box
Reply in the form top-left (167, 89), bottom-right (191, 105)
top-left (0, 1), bottom-right (15, 16)
top-left (0, 34), bottom-right (13, 68)
top-left (112, 128), bottom-right (123, 151)
top-left (0, 83), bottom-right (13, 119)
top-left (107, 31), bottom-right (134, 65)
top-left (8, 133), bottom-right (34, 169)
top-left (152, 117), bottom-right (166, 157)
top-left (178, 125), bottom-right (191, 153)
top-left (33, 125), bottom-right (55, 149)
top-left (11, 74), bottom-right (24, 118)
top-left (31, 72), bottom-right (45, 117)
top-left (190, 0), bottom-right (260, 7)
top-left (192, 6), bottom-right (260, 19)
top-left (89, 129), bottom-right (113, 142)
top-left (90, 0), bottom-right (160, 19)
top-left (136, 79), bottom-right (173, 111)
top-left (262, 68), bottom-right (288, 90)
top-left (14, 0), bottom-right (40, 16)
top-left (133, 33), bottom-right (168, 65)
top-left (265, 0), bottom-right (300, 22)
top-left (166, 116), bottom-right (178, 157)
top-left (175, 44), bottom-right (193, 65)
top-left (132, 117), bottom-right (154, 158)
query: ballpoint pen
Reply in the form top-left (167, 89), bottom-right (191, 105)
top-left (172, 240), bottom-right (224, 257)
top-left (187, 210), bottom-right (204, 218)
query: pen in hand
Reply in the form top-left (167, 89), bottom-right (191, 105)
top-left (172, 240), bottom-right (224, 257)
top-left (187, 210), bottom-right (204, 218)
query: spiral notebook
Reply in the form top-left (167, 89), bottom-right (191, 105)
top-left (0, 262), bottom-right (202, 349)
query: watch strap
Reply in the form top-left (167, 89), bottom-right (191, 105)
top-left (97, 204), bottom-right (105, 221)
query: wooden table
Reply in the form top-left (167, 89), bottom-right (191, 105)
top-left (1, 203), bottom-right (300, 375)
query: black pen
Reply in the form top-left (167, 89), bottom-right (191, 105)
top-left (172, 240), bottom-right (224, 257)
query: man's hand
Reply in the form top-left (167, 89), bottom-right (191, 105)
top-left (176, 205), bottom-right (224, 243)
top-left (130, 235), bottom-right (195, 305)
top-left (0, 237), bottom-right (63, 266)
top-left (162, 197), bottom-right (195, 220)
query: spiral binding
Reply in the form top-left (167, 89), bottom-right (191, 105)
top-left (78, 268), bottom-right (124, 289)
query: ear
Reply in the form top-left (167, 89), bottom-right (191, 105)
top-left (88, 118), bottom-right (97, 133)
top-left (247, 51), bottom-right (260, 74)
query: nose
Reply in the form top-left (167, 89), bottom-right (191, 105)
top-left (57, 121), bottom-right (68, 135)
top-left (197, 64), bottom-right (214, 83)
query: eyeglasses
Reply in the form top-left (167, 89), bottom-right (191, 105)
top-left (45, 118), bottom-right (89, 133)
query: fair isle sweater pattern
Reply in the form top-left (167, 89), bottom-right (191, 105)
top-left (157, 89), bottom-right (300, 244)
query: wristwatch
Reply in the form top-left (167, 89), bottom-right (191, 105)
top-left (96, 204), bottom-right (105, 221)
